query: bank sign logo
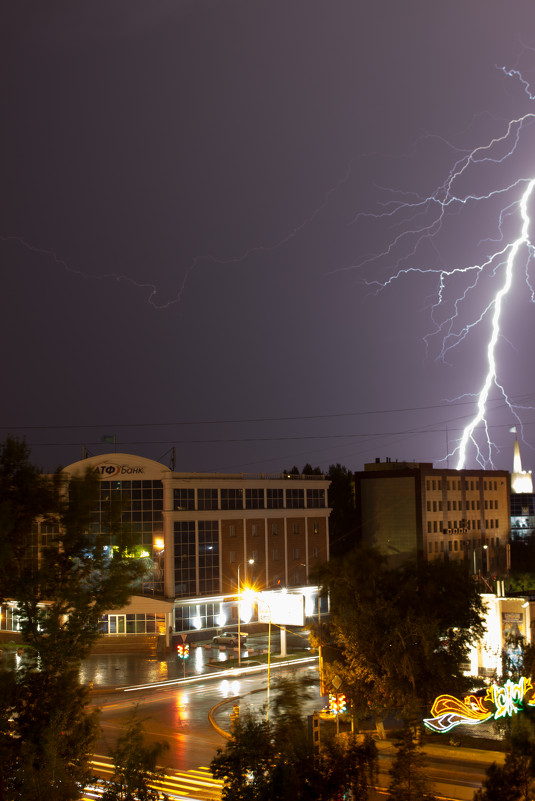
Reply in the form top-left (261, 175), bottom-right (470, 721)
top-left (94, 464), bottom-right (145, 476)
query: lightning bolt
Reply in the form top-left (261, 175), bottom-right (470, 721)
top-left (346, 66), bottom-right (535, 470)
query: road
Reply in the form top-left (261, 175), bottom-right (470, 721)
top-left (95, 660), bottom-right (320, 771)
top-left (92, 660), bottom-right (503, 801)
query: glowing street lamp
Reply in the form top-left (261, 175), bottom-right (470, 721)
top-left (237, 559), bottom-right (254, 667)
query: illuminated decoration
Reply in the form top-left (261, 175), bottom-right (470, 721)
top-left (424, 677), bottom-right (535, 733)
top-left (355, 65), bottom-right (535, 469)
top-left (176, 643), bottom-right (190, 659)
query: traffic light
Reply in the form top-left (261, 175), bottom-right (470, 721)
top-left (176, 643), bottom-right (190, 659)
top-left (329, 692), bottom-right (347, 715)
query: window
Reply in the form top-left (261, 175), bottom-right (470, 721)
top-left (432, 480), bottom-right (436, 490)
top-left (313, 547), bottom-right (319, 559)
top-left (267, 489), bottom-right (283, 509)
top-left (198, 489), bottom-right (218, 510)
top-left (286, 488), bottom-right (305, 509)
top-left (438, 480), bottom-right (442, 490)
top-left (173, 488), bottom-right (195, 511)
top-left (426, 480), bottom-right (430, 490)
top-left (174, 521), bottom-right (196, 597)
top-left (229, 550), bottom-right (236, 563)
top-left (245, 488), bottom-right (264, 509)
top-left (438, 501), bottom-right (442, 511)
top-left (426, 501), bottom-right (431, 512)
top-left (252, 549), bottom-right (259, 562)
top-left (293, 547), bottom-right (300, 560)
top-left (454, 540), bottom-right (458, 550)
top-left (428, 542), bottom-right (432, 553)
top-left (306, 488), bottom-right (325, 508)
top-left (433, 501), bottom-right (437, 512)
top-left (293, 523), bottom-right (299, 534)
top-left (427, 521), bottom-right (432, 533)
top-left (251, 524), bottom-right (258, 537)
top-left (198, 521), bottom-right (219, 594)
top-left (272, 523), bottom-right (278, 536)
top-left (447, 501), bottom-right (451, 511)
top-left (229, 525), bottom-right (236, 538)
top-left (272, 549), bottom-right (279, 561)
top-left (495, 519), bottom-right (499, 529)
top-left (433, 521), bottom-right (438, 532)
top-left (221, 489), bottom-right (243, 510)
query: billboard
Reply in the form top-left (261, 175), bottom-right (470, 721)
top-left (258, 591), bottom-right (304, 626)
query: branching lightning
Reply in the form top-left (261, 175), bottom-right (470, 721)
top-left (349, 67), bottom-right (535, 470)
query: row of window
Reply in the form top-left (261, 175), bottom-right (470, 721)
top-left (427, 537), bottom-right (502, 553)
top-left (227, 521), bottom-right (321, 537)
top-left (426, 478), bottom-right (500, 492)
top-left (173, 487), bottom-right (326, 511)
top-left (427, 519), bottom-right (500, 533)
top-left (426, 499), bottom-right (499, 512)
top-left (228, 547), bottom-right (319, 563)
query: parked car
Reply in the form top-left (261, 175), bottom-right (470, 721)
top-left (212, 632), bottom-right (248, 648)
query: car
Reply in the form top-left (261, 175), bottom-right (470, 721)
top-left (212, 632), bottom-right (248, 648)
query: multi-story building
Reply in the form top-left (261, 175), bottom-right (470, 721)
top-left (510, 434), bottom-right (535, 541)
top-left (354, 458), bottom-right (510, 572)
top-left (0, 453), bottom-right (330, 646)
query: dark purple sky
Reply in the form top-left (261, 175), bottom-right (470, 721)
top-left (3, 1), bottom-right (535, 475)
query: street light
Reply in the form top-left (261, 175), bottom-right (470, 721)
top-left (237, 559), bottom-right (254, 667)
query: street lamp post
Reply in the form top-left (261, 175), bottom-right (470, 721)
top-left (237, 559), bottom-right (254, 667)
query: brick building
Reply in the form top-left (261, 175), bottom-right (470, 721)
top-left (355, 458), bottom-right (510, 572)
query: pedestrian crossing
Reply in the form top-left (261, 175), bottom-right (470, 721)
top-left (83, 755), bottom-right (223, 800)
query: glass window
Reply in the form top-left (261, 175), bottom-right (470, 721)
top-left (286, 488), bottom-right (305, 509)
top-left (221, 488), bottom-right (243, 510)
top-left (174, 488), bottom-right (195, 511)
top-left (197, 489), bottom-right (218, 510)
top-left (306, 488), bottom-right (325, 508)
top-left (174, 521), bottom-right (196, 597)
top-left (198, 521), bottom-right (219, 595)
top-left (245, 488), bottom-right (264, 509)
top-left (272, 523), bottom-right (278, 535)
top-left (267, 489), bottom-right (283, 509)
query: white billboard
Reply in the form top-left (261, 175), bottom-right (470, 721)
top-left (258, 591), bottom-right (305, 626)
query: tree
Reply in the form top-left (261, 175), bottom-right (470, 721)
top-left (387, 728), bottom-right (436, 801)
top-left (0, 437), bottom-right (146, 799)
top-left (326, 464), bottom-right (357, 558)
top-left (210, 677), bottom-right (378, 801)
top-left (312, 545), bottom-right (486, 726)
top-left (102, 711), bottom-right (169, 801)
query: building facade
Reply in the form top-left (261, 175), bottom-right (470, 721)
top-left (355, 458), bottom-right (510, 572)
top-left (18, 453), bottom-right (330, 639)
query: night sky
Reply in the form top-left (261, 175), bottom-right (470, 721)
top-left (3, 1), bottom-right (535, 475)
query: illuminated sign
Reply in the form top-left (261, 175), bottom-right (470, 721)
top-left (258, 592), bottom-right (305, 626)
top-left (94, 464), bottom-right (145, 476)
top-left (424, 676), bottom-right (535, 733)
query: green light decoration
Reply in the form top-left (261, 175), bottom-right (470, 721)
top-left (424, 677), bottom-right (535, 733)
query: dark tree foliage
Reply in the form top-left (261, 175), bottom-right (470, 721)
top-left (311, 545), bottom-right (486, 723)
top-left (102, 711), bottom-right (169, 801)
top-left (481, 709), bottom-right (535, 801)
top-left (326, 464), bottom-right (357, 558)
top-left (387, 728), bottom-right (436, 801)
top-left (0, 437), bottom-right (147, 800)
top-left (210, 677), bottom-right (378, 801)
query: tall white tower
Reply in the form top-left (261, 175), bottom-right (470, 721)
top-left (511, 429), bottom-right (533, 493)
